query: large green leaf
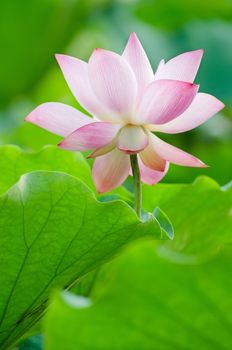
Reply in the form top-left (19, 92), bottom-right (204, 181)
top-left (142, 176), bottom-right (232, 262)
top-left (0, 145), bottom-right (132, 202)
top-left (0, 146), bottom-right (230, 264)
top-left (44, 241), bottom-right (232, 350)
top-left (0, 145), bottom-right (94, 194)
top-left (0, 171), bottom-right (172, 349)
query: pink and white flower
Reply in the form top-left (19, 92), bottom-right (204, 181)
top-left (25, 32), bottom-right (224, 193)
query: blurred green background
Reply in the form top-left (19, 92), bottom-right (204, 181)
top-left (0, 0), bottom-right (231, 185)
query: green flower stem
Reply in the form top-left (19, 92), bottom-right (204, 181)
top-left (130, 154), bottom-right (142, 218)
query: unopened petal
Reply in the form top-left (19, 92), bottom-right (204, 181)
top-left (93, 149), bottom-right (130, 193)
top-left (150, 134), bottom-right (208, 167)
top-left (117, 125), bottom-right (148, 154)
top-left (59, 122), bottom-right (120, 151)
top-left (154, 49), bottom-right (203, 83)
top-left (88, 49), bottom-right (137, 118)
top-left (25, 102), bottom-right (92, 137)
top-left (122, 32), bottom-right (153, 98)
top-left (151, 93), bottom-right (225, 134)
top-left (137, 79), bottom-right (198, 125)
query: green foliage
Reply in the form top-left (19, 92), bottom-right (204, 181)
top-left (0, 0), bottom-right (109, 106)
top-left (0, 1), bottom-right (231, 349)
top-left (44, 241), bottom-right (232, 350)
top-left (164, 141), bottom-right (232, 185)
top-left (18, 335), bottom-right (43, 350)
top-left (143, 176), bottom-right (232, 262)
top-left (0, 145), bottom-right (94, 194)
top-left (135, 0), bottom-right (232, 30)
top-left (0, 171), bottom-right (172, 349)
top-left (0, 145), bottom-right (132, 202)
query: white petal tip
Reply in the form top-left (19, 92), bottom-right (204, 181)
top-left (24, 115), bottom-right (31, 122)
top-left (195, 48), bottom-right (204, 55)
top-left (55, 54), bottom-right (65, 61)
top-left (129, 32), bottom-right (138, 40)
top-left (89, 48), bottom-right (106, 61)
top-left (93, 48), bottom-right (103, 54)
top-left (194, 157), bottom-right (210, 168)
top-left (24, 113), bottom-right (36, 124)
top-left (180, 157), bottom-right (209, 168)
top-left (200, 162), bottom-right (210, 168)
top-left (188, 160), bottom-right (209, 168)
top-left (218, 101), bottom-right (225, 110)
top-left (206, 96), bottom-right (225, 112)
top-left (55, 54), bottom-right (72, 65)
top-left (187, 48), bottom-right (204, 58)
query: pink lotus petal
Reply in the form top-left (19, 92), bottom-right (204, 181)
top-left (88, 49), bottom-right (137, 118)
top-left (117, 125), bottom-right (148, 154)
top-left (93, 149), bottom-right (130, 193)
top-left (151, 93), bottom-right (225, 134)
top-left (88, 141), bottom-right (116, 158)
top-left (138, 157), bottom-right (169, 185)
top-left (154, 49), bottom-right (203, 83)
top-left (58, 122), bottom-right (121, 151)
top-left (25, 102), bottom-right (92, 137)
top-left (55, 54), bottom-right (112, 121)
top-left (154, 59), bottom-right (165, 75)
top-left (137, 79), bottom-right (199, 125)
top-left (139, 136), bottom-right (166, 171)
top-left (122, 32), bottom-right (153, 98)
top-left (151, 134), bottom-right (208, 167)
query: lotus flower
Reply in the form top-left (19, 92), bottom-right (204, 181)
top-left (25, 33), bottom-right (224, 193)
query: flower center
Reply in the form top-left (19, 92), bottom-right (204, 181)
top-left (116, 125), bottom-right (149, 154)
